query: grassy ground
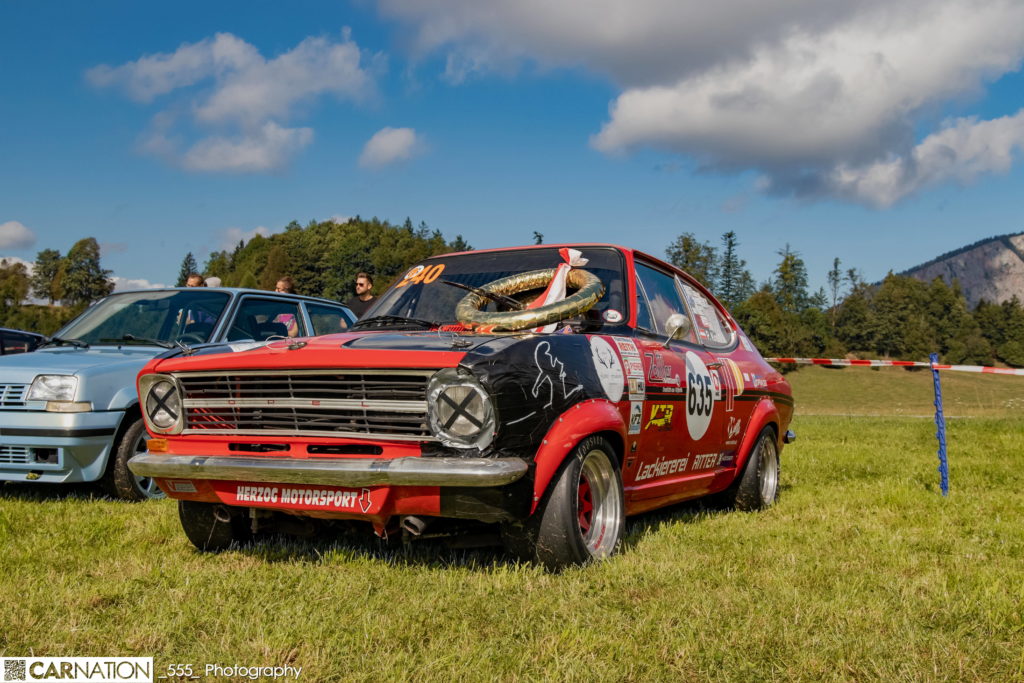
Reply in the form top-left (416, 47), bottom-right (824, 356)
top-left (1, 372), bottom-right (1023, 680)
top-left (785, 364), bottom-right (1024, 417)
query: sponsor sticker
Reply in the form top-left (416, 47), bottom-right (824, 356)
top-left (166, 479), bottom-right (197, 494)
top-left (635, 456), bottom-right (689, 481)
top-left (624, 357), bottom-right (645, 378)
top-left (627, 376), bottom-right (646, 401)
top-left (589, 336), bottom-right (625, 403)
top-left (602, 309), bottom-right (624, 323)
top-left (645, 404), bottom-right (674, 431)
top-left (628, 401), bottom-right (643, 434)
top-left (225, 483), bottom-right (373, 513)
top-left (613, 337), bottom-right (640, 357)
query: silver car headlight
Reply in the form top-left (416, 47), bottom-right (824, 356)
top-left (139, 374), bottom-right (183, 435)
top-left (27, 375), bottom-right (78, 401)
top-left (427, 369), bottom-right (496, 450)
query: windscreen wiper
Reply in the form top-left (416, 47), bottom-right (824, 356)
top-left (99, 334), bottom-right (180, 350)
top-left (440, 279), bottom-right (524, 311)
top-left (41, 336), bottom-right (90, 349)
top-left (353, 315), bottom-right (440, 329)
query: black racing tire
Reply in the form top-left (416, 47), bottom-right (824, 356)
top-left (511, 435), bottom-right (624, 570)
top-left (722, 426), bottom-right (780, 511)
top-left (100, 417), bottom-right (164, 501)
top-left (178, 501), bottom-right (252, 552)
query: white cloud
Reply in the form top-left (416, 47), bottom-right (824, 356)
top-left (182, 122), bottom-right (314, 173)
top-left (89, 30), bottom-right (380, 172)
top-left (822, 109), bottom-right (1024, 207)
top-left (327, 214), bottom-right (352, 224)
top-left (112, 276), bottom-right (168, 291)
top-left (0, 221), bottom-right (37, 250)
top-left (381, 0), bottom-right (1024, 205)
top-left (359, 127), bottom-right (423, 168)
top-left (219, 225), bottom-right (276, 251)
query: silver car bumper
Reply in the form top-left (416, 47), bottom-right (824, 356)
top-left (129, 453), bottom-right (529, 488)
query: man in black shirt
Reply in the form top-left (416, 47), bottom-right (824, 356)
top-left (345, 272), bottom-right (376, 318)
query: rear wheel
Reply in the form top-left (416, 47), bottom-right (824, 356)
top-left (509, 435), bottom-right (624, 570)
top-left (724, 426), bottom-right (780, 511)
top-left (178, 501), bottom-right (252, 551)
top-left (101, 417), bottom-right (164, 501)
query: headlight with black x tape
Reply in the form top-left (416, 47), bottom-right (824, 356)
top-left (139, 374), bottom-right (184, 435)
top-left (426, 368), bottom-right (497, 450)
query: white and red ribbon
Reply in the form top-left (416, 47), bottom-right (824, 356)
top-left (766, 357), bottom-right (1024, 376)
top-left (529, 248), bottom-right (588, 333)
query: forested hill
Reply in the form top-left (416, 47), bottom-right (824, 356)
top-left (202, 217), bottom-right (470, 301)
top-left (901, 232), bottom-right (1024, 307)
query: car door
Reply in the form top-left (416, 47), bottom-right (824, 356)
top-left (624, 260), bottom-right (723, 508)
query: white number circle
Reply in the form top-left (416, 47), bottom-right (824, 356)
top-left (685, 351), bottom-right (714, 440)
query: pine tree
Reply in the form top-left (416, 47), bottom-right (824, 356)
top-left (771, 245), bottom-right (810, 313)
top-left (666, 233), bottom-right (717, 288)
top-left (715, 231), bottom-right (754, 307)
top-left (826, 257), bottom-right (842, 333)
top-left (175, 252), bottom-right (199, 287)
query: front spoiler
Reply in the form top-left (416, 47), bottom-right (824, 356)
top-left (128, 453), bottom-right (529, 488)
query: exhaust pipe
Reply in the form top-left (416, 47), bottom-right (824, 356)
top-left (213, 505), bottom-right (233, 524)
top-left (401, 515), bottom-right (432, 536)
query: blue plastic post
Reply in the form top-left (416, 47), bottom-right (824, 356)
top-left (930, 352), bottom-right (949, 496)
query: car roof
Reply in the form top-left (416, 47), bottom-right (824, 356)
top-left (105, 287), bottom-right (349, 308)
top-left (428, 242), bottom-right (682, 278)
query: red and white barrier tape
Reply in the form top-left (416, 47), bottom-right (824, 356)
top-left (765, 357), bottom-right (1024, 376)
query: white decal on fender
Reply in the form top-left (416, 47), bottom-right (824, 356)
top-left (589, 336), bottom-right (625, 402)
top-left (685, 351), bottom-right (714, 440)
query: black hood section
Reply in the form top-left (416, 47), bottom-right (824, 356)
top-left (460, 335), bottom-right (611, 453)
top-left (341, 332), bottom-right (508, 352)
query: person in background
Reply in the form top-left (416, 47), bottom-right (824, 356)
top-left (345, 272), bottom-right (376, 318)
top-left (273, 277), bottom-right (299, 336)
top-left (185, 273), bottom-right (206, 287)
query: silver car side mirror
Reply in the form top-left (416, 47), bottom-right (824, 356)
top-left (663, 313), bottom-right (692, 347)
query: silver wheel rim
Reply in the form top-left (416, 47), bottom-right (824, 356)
top-left (758, 436), bottom-right (779, 504)
top-left (577, 448), bottom-right (622, 559)
top-left (131, 431), bottom-right (165, 499)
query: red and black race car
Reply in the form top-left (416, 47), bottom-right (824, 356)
top-left (129, 244), bottom-right (794, 569)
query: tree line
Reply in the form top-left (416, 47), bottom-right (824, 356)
top-left (3, 219), bottom-right (1021, 368)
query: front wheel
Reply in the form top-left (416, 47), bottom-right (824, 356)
top-left (511, 435), bottom-right (625, 570)
top-left (101, 417), bottom-right (164, 501)
top-left (178, 501), bottom-right (252, 551)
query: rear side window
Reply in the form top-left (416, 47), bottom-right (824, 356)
top-left (228, 298), bottom-right (304, 341)
top-left (307, 304), bottom-right (352, 336)
top-left (678, 279), bottom-right (735, 348)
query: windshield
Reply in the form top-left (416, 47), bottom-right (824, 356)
top-left (55, 290), bottom-right (231, 345)
top-left (370, 247), bottom-right (628, 328)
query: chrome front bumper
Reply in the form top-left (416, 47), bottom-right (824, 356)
top-left (128, 453), bottom-right (529, 488)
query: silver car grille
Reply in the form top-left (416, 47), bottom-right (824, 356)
top-left (0, 383), bottom-right (30, 409)
top-left (0, 446), bottom-right (32, 464)
top-left (175, 369), bottom-right (435, 441)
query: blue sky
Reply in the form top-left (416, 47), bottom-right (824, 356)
top-left (2, 0), bottom-right (1023, 294)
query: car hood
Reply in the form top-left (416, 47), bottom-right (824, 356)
top-left (0, 345), bottom-right (162, 383)
top-left (149, 330), bottom-right (518, 374)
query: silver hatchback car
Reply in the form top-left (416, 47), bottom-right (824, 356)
top-left (0, 287), bottom-right (354, 500)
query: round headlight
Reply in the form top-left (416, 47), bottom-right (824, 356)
top-left (143, 377), bottom-right (182, 433)
top-left (427, 369), bottom-right (496, 449)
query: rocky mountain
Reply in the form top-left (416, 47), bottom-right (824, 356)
top-left (902, 232), bottom-right (1024, 308)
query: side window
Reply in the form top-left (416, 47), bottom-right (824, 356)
top-left (227, 298), bottom-right (304, 341)
top-left (678, 278), bottom-right (735, 348)
top-left (634, 262), bottom-right (697, 343)
top-left (307, 304), bottom-right (352, 336)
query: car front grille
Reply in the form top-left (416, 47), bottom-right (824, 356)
top-left (175, 369), bottom-right (435, 441)
top-left (0, 446), bottom-right (32, 464)
top-left (0, 383), bottom-right (30, 409)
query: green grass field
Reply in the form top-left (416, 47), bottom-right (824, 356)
top-left (1, 368), bottom-right (1022, 680)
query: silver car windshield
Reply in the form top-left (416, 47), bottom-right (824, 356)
top-left (56, 290), bottom-right (231, 345)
